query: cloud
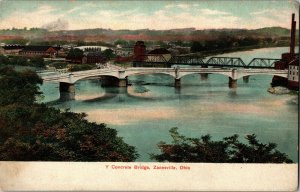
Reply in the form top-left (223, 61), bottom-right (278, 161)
top-left (0, 5), bottom-right (63, 29)
top-left (66, 7), bottom-right (81, 14)
top-left (35, 5), bottom-right (57, 14)
top-left (0, 2), bottom-right (297, 31)
top-left (42, 18), bottom-right (69, 31)
top-left (200, 9), bottom-right (230, 16)
top-left (248, 8), bottom-right (298, 29)
top-left (165, 3), bottom-right (198, 10)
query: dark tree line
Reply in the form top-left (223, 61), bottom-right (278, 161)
top-left (67, 48), bottom-right (115, 60)
top-left (0, 55), bottom-right (45, 68)
top-left (151, 128), bottom-right (293, 163)
top-left (190, 36), bottom-right (268, 53)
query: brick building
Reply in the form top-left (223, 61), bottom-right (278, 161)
top-left (19, 46), bottom-right (58, 58)
top-left (2, 44), bottom-right (24, 55)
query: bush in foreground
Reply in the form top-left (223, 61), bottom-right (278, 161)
top-left (150, 128), bottom-right (293, 163)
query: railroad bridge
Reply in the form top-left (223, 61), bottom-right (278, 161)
top-left (39, 63), bottom-right (288, 100)
top-left (133, 55), bottom-right (281, 68)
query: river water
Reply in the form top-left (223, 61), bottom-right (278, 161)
top-left (40, 47), bottom-right (298, 162)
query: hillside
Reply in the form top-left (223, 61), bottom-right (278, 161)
top-left (0, 27), bottom-right (298, 44)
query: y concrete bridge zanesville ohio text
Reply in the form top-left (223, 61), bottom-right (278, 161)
top-left (39, 56), bottom-right (288, 100)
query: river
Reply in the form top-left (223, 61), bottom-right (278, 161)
top-left (40, 47), bottom-right (298, 162)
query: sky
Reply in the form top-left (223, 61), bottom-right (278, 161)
top-left (0, 0), bottom-right (298, 31)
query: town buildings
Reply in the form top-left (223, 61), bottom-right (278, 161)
top-left (65, 48), bottom-right (106, 64)
top-left (19, 46), bottom-right (59, 58)
top-left (272, 13), bottom-right (298, 90)
top-left (2, 44), bottom-right (24, 55)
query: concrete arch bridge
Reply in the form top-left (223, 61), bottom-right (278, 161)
top-left (39, 67), bottom-right (288, 100)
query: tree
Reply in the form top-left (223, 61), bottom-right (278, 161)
top-left (0, 67), bottom-right (43, 106)
top-left (10, 56), bottom-right (28, 66)
top-left (0, 106), bottom-right (138, 161)
top-left (0, 55), bottom-right (10, 65)
top-left (150, 128), bottom-right (292, 163)
top-left (114, 39), bottom-right (129, 47)
top-left (30, 57), bottom-right (46, 68)
top-left (67, 48), bottom-right (83, 58)
top-left (2, 39), bottom-right (29, 45)
top-left (76, 41), bottom-right (86, 46)
top-left (0, 68), bottom-right (139, 161)
top-left (191, 41), bottom-right (204, 53)
top-left (102, 49), bottom-right (115, 59)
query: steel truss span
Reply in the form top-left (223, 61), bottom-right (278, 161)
top-left (134, 55), bottom-right (287, 69)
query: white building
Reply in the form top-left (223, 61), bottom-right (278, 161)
top-left (74, 46), bottom-right (109, 52)
top-left (287, 60), bottom-right (299, 90)
top-left (288, 64), bottom-right (299, 82)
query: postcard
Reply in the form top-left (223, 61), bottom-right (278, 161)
top-left (0, 0), bottom-right (298, 191)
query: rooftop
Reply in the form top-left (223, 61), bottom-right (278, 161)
top-left (148, 48), bottom-right (171, 55)
top-left (22, 46), bottom-right (54, 52)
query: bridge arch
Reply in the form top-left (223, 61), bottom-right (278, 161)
top-left (71, 74), bottom-right (120, 84)
top-left (68, 69), bottom-right (120, 84)
top-left (235, 72), bottom-right (287, 80)
top-left (125, 71), bottom-right (176, 79)
top-left (178, 71), bottom-right (233, 79)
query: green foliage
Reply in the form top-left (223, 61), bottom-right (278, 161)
top-left (191, 36), bottom-right (269, 53)
top-left (0, 68), bottom-right (138, 161)
top-left (0, 55), bottom-right (10, 65)
top-left (30, 57), bottom-right (45, 68)
top-left (75, 41), bottom-right (86, 46)
top-left (48, 61), bottom-right (68, 69)
top-left (9, 56), bottom-right (28, 66)
top-left (114, 39), bottom-right (135, 47)
top-left (102, 49), bottom-right (115, 59)
top-left (67, 48), bottom-right (84, 58)
top-left (0, 105), bottom-right (138, 161)
top-left (0, 39), bottom-right (29, 45)
top-left (0, 55), bottom-right (45, 68)
top-left (0, 67), bottom-right (43, 106)
top-left (150, 128), bottom-right (293, 163)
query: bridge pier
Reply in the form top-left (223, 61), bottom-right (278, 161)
top-left (59, 82), bottom-right (75, 100)
top-left (118, 78), bottom-right (128, 87)
top-left (117, 87), bottom-right (128, 102)
top-left (200, 65), bottom-right (209, 80)
top-left (243, 76), bottom-right (250, 83)
top-left (174, 78), bottom-right (181, 88)
top-left (101, 77), bottom-right (128, 87)
top-left (228, 77), bottom-right (237, 89)
top-left (200, 73), bottom-right (208, 80)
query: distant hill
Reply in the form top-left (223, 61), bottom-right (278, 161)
top-left (250, 27), bottom-right (291, 37)
top-left (0, 26), bottom-right (298, 43)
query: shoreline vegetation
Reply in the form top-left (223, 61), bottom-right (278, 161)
top-left (151, 128), bottom-right (293, 163)
top-left (0, 66), bottom-right (295, 162)
top-left (0, 67), bottom-right (138, 161)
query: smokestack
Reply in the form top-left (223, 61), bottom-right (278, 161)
top-left (290, 13), bottom-right (296, 55)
